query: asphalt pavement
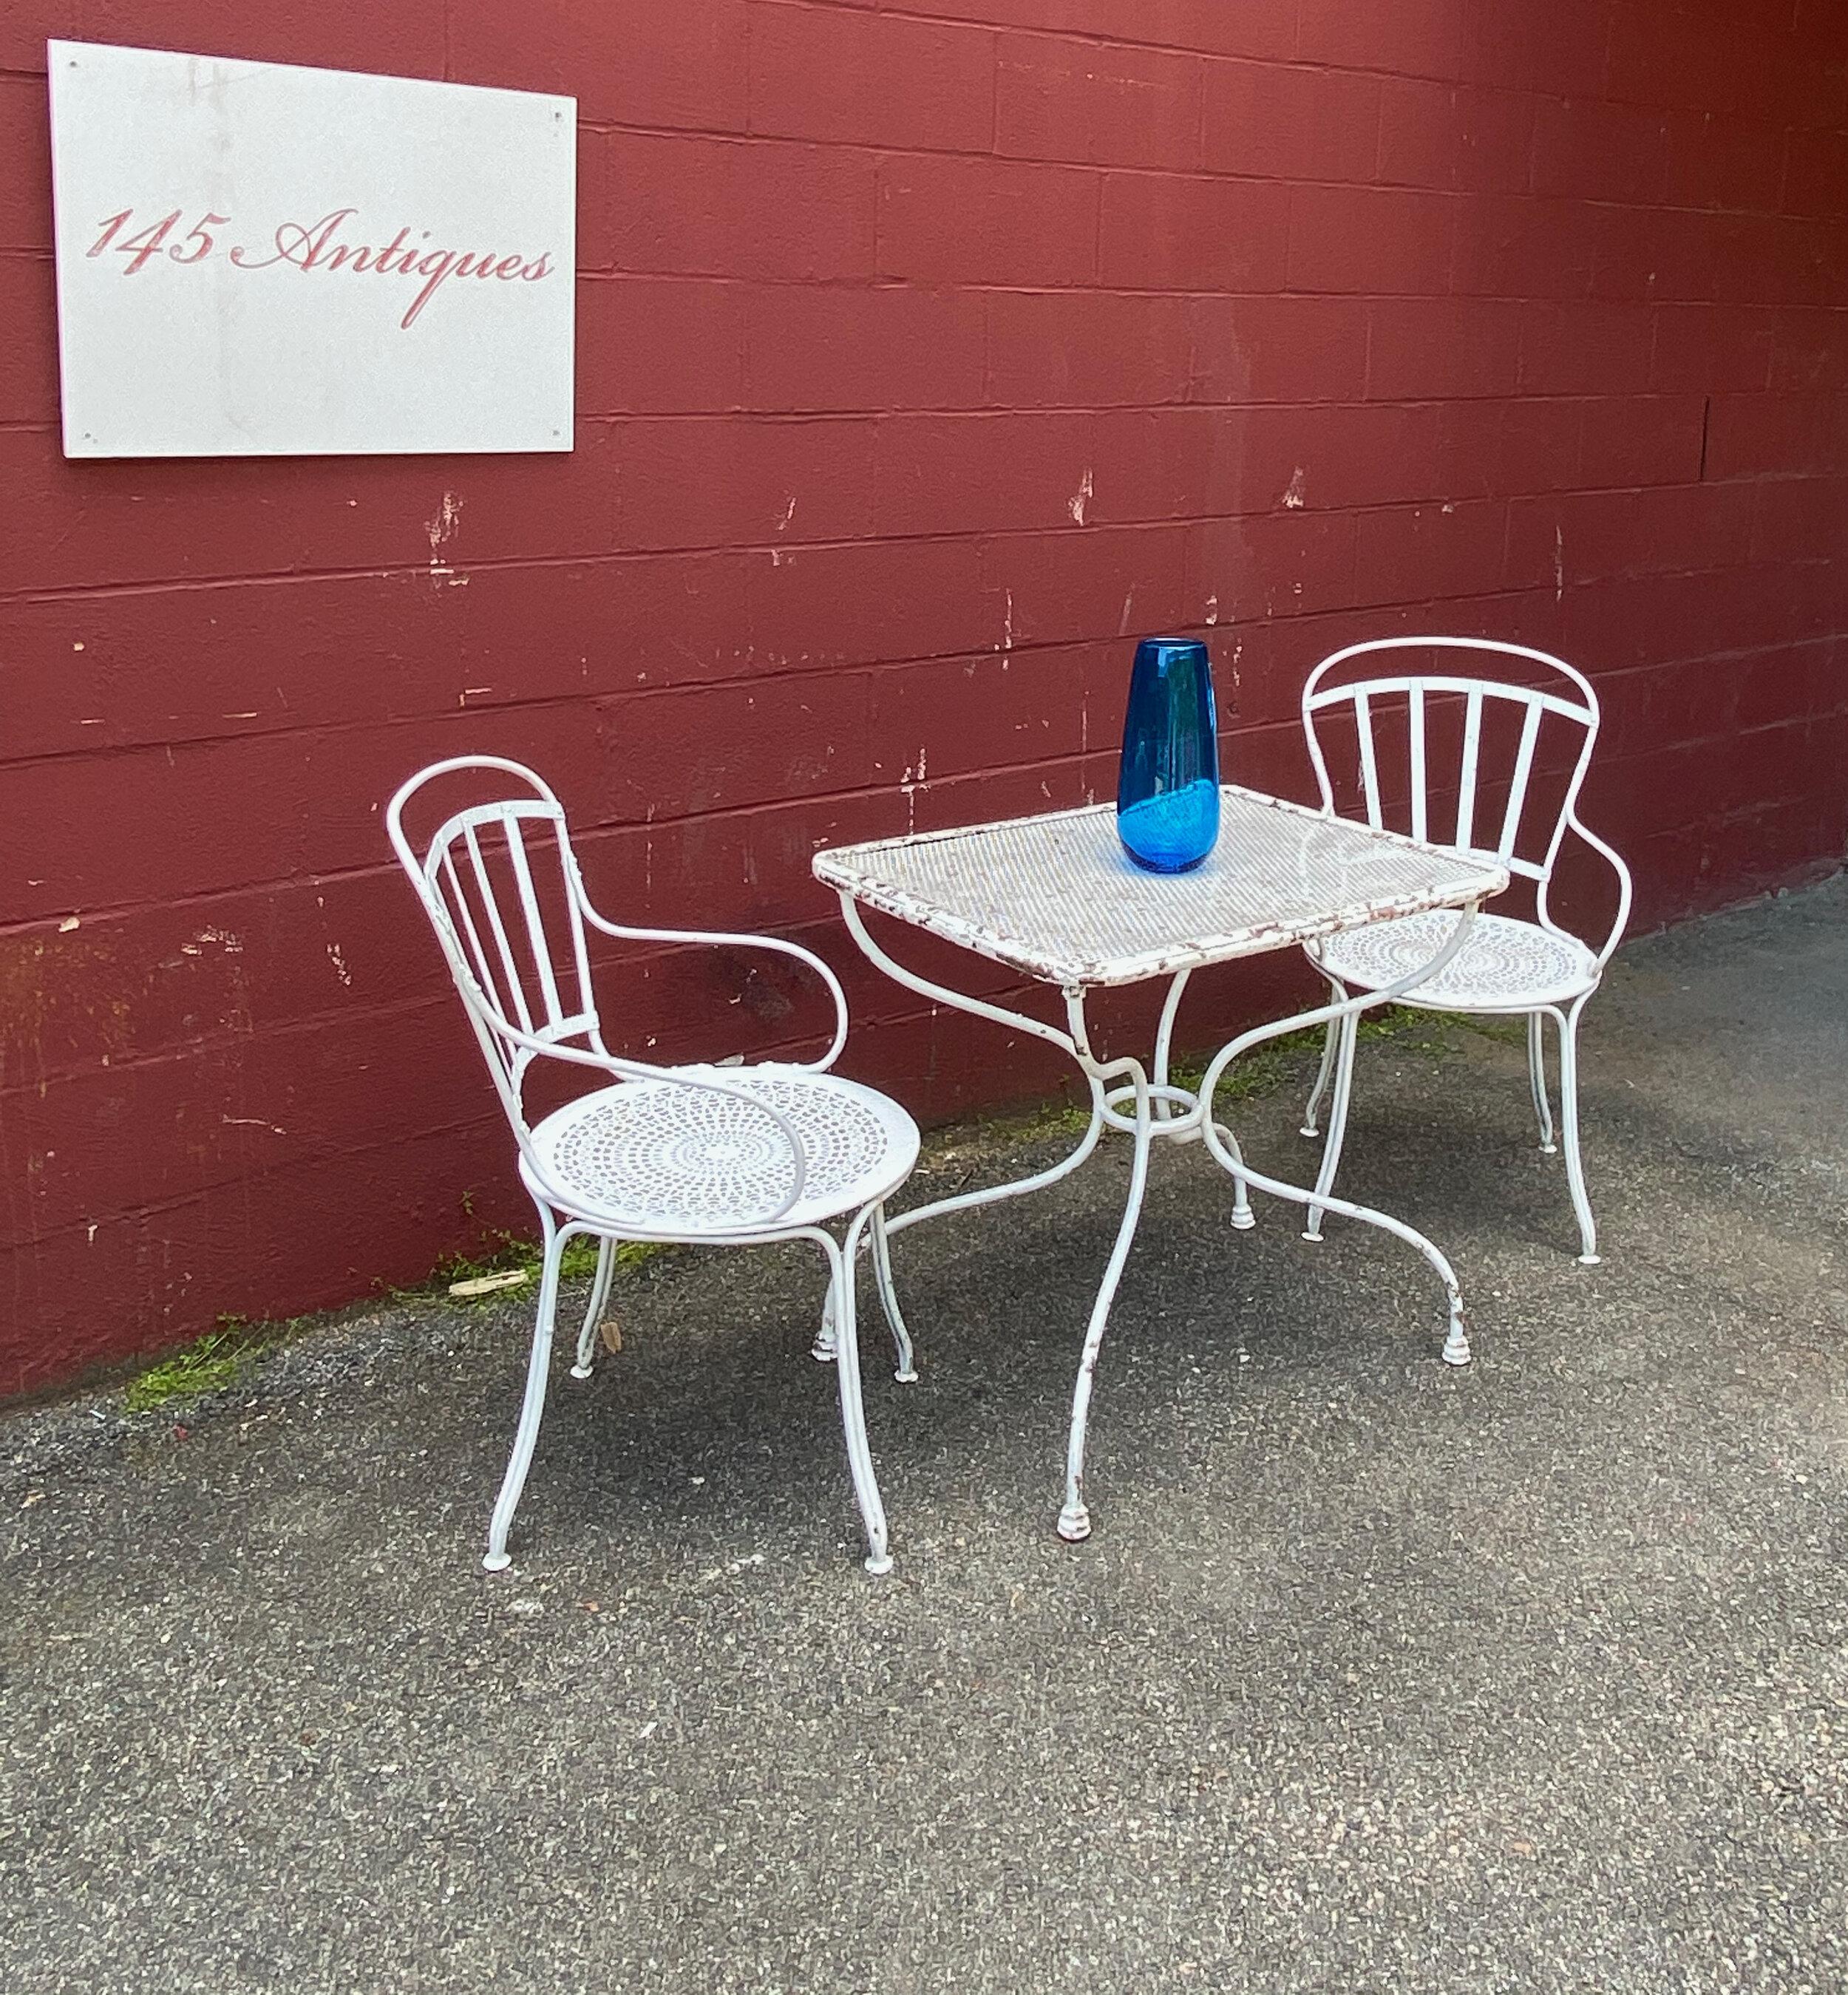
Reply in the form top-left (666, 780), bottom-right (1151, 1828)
top-left (3, 878), bottom-right (1844, 1993)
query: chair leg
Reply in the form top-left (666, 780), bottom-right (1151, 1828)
top-left (484, 1208), bottom-right (568, 1573)
top-left (869, 1203), bottom-right (917, 1383)
top-left (825, 1219), bottom-right (894, 1576)
top-left (570, 1235), bottom-right (618, 1379)
top-left (1555, 998), bottom-right (1601, 1266)
top-left (1300, 979), bottom-right (1346, 1138)
top-left (1212, 1121), bottom-right (1256, 1230)
top-left (811, 1279), bottom-right (838, 1365)
top-left (1303, 1010), bottom-right (1359, 1242)
top-left (1527, 1012), bottom-right (1557, 1154)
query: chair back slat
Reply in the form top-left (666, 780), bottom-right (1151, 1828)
top-left (1353, 689), bottom-right (1384, 828)
top-left (1407, 684), bottom-right (1428, 844)
top-left (438, 844), bottom-right (504, 1024)
top-left (1453, 685), bottom-right (1485, 852)
top-left (500, 812), bottom-right (568, 1033)
top-left (1301, 639), bottom-right (1603, 891)
top-left (461, 818), bottom-right (538, 1039)
top-left (1498, 699), bottom-right (1545, 861)
top-left (387, 761), bottom-right (605, 1137)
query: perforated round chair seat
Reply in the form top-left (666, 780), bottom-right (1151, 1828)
top-left (1310, 908), bottom-right (1600, 1010)
top-left (523, 1065), bottom-right (920, 1237)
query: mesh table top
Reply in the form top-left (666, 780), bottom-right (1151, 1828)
top-left (814, 786), bottom-right (1509, 988)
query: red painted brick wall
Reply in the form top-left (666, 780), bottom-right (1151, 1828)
top-left (3, 1), bottom-right (1845, 1395)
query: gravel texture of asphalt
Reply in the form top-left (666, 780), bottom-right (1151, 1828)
top-left (3, 879), bottom-right (1845, 1993)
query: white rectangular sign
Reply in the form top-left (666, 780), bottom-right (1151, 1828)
top-left (47, 41), bottom-right (575, 458)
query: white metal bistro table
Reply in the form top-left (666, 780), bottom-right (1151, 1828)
top-left (814, 784), bottom-right (1510, 1545)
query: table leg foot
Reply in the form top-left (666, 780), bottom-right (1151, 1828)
top-left (1300, 1226), bottom-right (1324, 1243)
top-left (1230, 1210), bottom-right (1257, 1232)
top-left (1056, 1502), bottom-right (1092, 1543)
top-left (1442, 1316), bottom-right (1472, 1366)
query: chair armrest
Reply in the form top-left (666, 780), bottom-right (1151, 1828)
top-left (578, 905), bottom-right (849, 1070)
top-left (1547, 816), bottom-right (1633, 969)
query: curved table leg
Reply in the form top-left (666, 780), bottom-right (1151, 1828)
top-left (1153, 968), bottom-right (1251, 1228)
top-left (838, 897), bottom-right (1202, 1540)
top-left (570, 1235), bottom-right (618, 1379)
top-left (1300, 978), bottom-right (1345, 1137)
top-left (1056, 995), bottom-right (1155, 1543)
top-left (838, 896), bottom-right (1109, 1247)
top-left (1553, 996), bottom-right (1601, 1266)
top-left (835, 893), bottom-right (1488, 1543)
top-left (819, 1212), bottom-right (894, 1576)
top-left (870, 1203), bottom-right (918, 1381)
top-left (1302, 1008), bottom-right (1359, 1242)
top-left (1200, 904), bottom-right (1486, 1367)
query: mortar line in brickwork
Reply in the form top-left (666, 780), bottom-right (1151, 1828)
top-left (2, 480), bottom-right (1757, 602)
top-left (0, 988), bottom-right (468, 1100)
top-left (0, 976), bottom-right (901, 1108)
top-left (0, 727), bottom-right (1143, 937)
top-left (0, 641), bottom-right (1132, 769)
top-left (576, 115), bottom-right (1821, 211)
top-left (571, 271), bottom-right (1813, 299)
top-left (0, 537), bottom-right (1737, 623)
top-left (4, 571), bottom-right (1814, 778)
top-left (0, 730), bottom-right (1835, 1091)
top-left (21, 670), bottom-right (1825, 958)
top-left (0, 1109), bottom-right (510, 1247)
top-left (580, 103), bottom-right (1846, 171)
top-left (0, 1152), bottom-right (466, 1263)
top-left (0, 742), bottom-right (1107, 914)
top-left (0, 964), bottom-right (1053, 1111)
top-left (585, 118), bottom-right (1806, 215)
top-left (567, 388), bottom-right (1727, 414)
top-left (0, 930), bottom-right (1034, 1106)
top-left (987, 20), bottom-right (999, 154)
top-left (565, 390), bottom-right (1705, 421)
top-left (575, 115), bottom-right (1300, 180)
top-left (0, 385), bottom-right (1784, 463)
top-left (754, 0), bottom-right (1274, 65)
top-left (0, 726), bottom-right (1122, 908)
top-left (682, 5), bottom-right (1589, 91)
top-left (0, 885), bottom-right (859, 1007)
top-left (971, 17), bottom-right (1836, 120)
top-left (8, 574), bottom-right (1641, 783)
top-left (0, 476), bottom-right (1748, 614)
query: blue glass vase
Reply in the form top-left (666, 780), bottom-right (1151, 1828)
top-left (1116, 637), bottom-right (1220, 872)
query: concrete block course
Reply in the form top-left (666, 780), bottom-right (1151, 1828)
top-left (3, 0), bottom-right (1846, 1391)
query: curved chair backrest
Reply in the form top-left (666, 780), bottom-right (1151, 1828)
top-left (1301, 637), bottom-right (1602, 893)
top-left (386, 756), bottom-right (606, 1141)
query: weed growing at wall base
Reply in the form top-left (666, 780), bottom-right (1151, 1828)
top-left (123, 1316), bottom-right (277, 1413)
top-left (390, 1226), bottom-right (669, 1307)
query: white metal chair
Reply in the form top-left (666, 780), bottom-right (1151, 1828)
top-left (387, 756), bottom-right (920, 1576)
top-left (1295, 639), bottom-right (1632, 1264)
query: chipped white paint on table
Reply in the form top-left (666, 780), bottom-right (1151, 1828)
top-left (815, 785), bottom-right (1509, 1546)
